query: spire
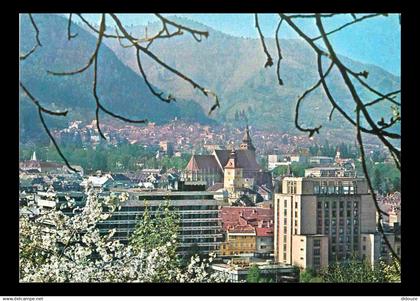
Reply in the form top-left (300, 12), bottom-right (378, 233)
top-left (286, 164), bottom-right (292, 176)
top-left (240, 124), bottom-right (256, 151)
top-left (225, 147), bottom-right (237, 169)
top-left (31, 151), bottom-right (37, 161)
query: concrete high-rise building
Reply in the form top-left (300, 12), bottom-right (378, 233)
top-left (105, 183), bottom-right (224, 256)
top-left (274, 167), bottom-right (378, 271)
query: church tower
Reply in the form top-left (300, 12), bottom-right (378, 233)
top-left (335, 147), bottom-right (341, 163)
top-left (31, 151), bottom-right (37, 161)
top-left (240, 124), bottom-right (256, 152)
top-left (224, 148), bottom-right (243, 196)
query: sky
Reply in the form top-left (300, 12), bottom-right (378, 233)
top-left (78, 13), bottom-right (401, 76)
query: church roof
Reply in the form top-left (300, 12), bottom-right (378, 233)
top-left (214, 149), bottom-right (260, 171)
top-left (185, 155), bottom-right (220, 172)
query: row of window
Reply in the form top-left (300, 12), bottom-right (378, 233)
top-left (317, 200), bottom-right (359, 209)
top-left (122, 205), bottom-right (219, 211)
top-left (135, 195), bottom-right (215, 201)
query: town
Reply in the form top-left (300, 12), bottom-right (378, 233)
top-left (19, 122), bottom-right (401, 282)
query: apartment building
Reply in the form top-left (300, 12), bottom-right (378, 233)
top-left (105, 183), bottom-right (224, 256)
top-left (274, 168), bottom-right (377, 271)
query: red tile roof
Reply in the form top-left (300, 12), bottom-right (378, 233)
top-left (256, 227), bottom-right (274, 237)
top-left (220, 206), bottom-right (274, 237)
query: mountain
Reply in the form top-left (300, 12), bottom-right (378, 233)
top-left (19, 14), bottom-right (213, 144)
top-left (102, 16), bottom-right (400, 137)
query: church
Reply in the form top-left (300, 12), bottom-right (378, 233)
top-left (183, 126), bottom-right (272, 197)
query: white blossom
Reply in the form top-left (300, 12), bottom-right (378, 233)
top-left (19, 187), bottom-right (230, 283)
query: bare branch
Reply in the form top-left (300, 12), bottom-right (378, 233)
top-left (154, 13), bottom-right (209, 42)
top-left (311, 14), bottom-right (385, 42)
top-left (275, 17), bottom-right (284, 85)
top-left (255, 14), bottom-right (273, 68)
top-left (364, 90), bottom-right (401, 107)
top-left (90, 16), bottom-right (147, 140)
top-left (295, 61), bottom-right (334, 137)
top-left (28, 14), bottom-right (42, 47)
top-left (67, 13), bottom-right (78, 40)
top-left (315, 14), bottom-right (400, 265)
top-left (20, 82), bottom-right (79, 173)
top-left (280, 13), bottom-right (401, 144)
top-left (20, 14), bottom-right (42, 61)
top-left (20, 44), bottom-right (39, 61)
top-left (315, 15), bottom-right (400, 167)
top-left (288, 13), bottom-right (337, 19)
top-left (328, 106), bottom-right (335, 121)
top-left (279, 14), bottom-right (327, 56)
top-left (115, 26), bottom-right (134, 48)
top-left (110, 13), bottom-right (220, 112)
top-left (377, 116), bottom-right (401, 131)
top-left (76, 14), bottom-right (125, 39)
top-left (47, 17), bottom-right (105, 76)
top-left (347, 70), bottom-right (401, 106)
top-left (19, 82), bottom-right (68, 116)
top-left (355, 105), bottom-right (401, 266)
top-left (135, 49), bottom-right (174, 103)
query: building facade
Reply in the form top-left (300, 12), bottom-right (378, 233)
top-left (104, 186), bottom-right (224, 256)
top-left (274, 170), bottom-right (377, 271)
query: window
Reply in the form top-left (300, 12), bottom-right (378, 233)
top-left (314, 240), bottom-right (321, 247)
top-left (313, 249), bottom-right (321, 256)
top-left (363, 245), bottom-right (366, 251)
top-left (284, 199), bottom-right (287, 207)
top-left (295, 202), bottom-right (298, 208)
top-left (317, 201), bottom-right (322, 209)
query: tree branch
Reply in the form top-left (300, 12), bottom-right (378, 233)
top-left (315, 15), bottom-right (400, 168)
top-left (275, 17), bottom-right (284, 85)
top-left (67, 13), bottom-right (78, 40)
top-left (20, 82), bottom-right (79, 173)
top-left (28, 14), bottom-right (42, 47)
top-left (255, 14), bottom-right (273, 68)
top-left (311, 14), bottom-right (385, 42)
top-left (295, 61), bottom-right (334, 137)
